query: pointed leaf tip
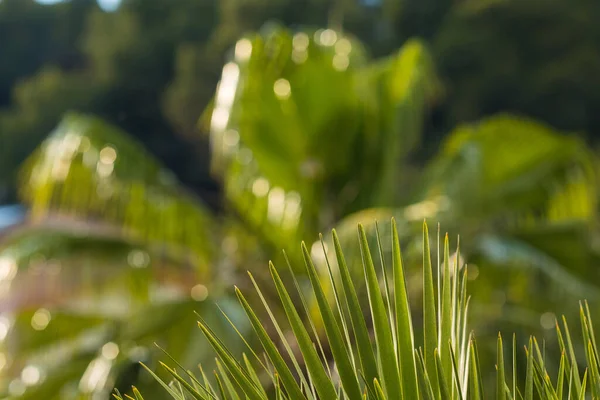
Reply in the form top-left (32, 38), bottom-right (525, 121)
top-left (300, 241), bottom-right (309, 253)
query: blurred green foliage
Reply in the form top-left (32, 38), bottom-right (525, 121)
top-left (0, 25), bottom-right (444, 397)
top-left (1, 0), bottom-right (600, 398)
top-left (4, 0), bottom-right (600, 203)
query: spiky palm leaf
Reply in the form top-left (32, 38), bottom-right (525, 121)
top-left (132, 220), bottom-right (600, 399)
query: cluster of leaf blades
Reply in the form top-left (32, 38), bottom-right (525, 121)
top-left (115, 219), bottom-right (600, 399)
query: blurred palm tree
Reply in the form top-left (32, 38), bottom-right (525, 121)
top-left (0, 25), bottom-right (440, 399)
top-left (1, 23), bottom-right (599, 399)
top-left (205, 24), bottom-right (600, 339)
top-left (0, 114), bottom-right (249, 399)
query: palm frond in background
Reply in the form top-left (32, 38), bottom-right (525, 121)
top-left (205, 25), bottom-right (440, 267)
top-left (0, 114), bottom-right (241, 399)
top-left (19, 113), bottom-right (216, 277)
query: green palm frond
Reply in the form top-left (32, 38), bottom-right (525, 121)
top-left (423, 114), bottom-right (597, 224)
top-left (206, 25), bottom-right (368, 263)
top-left (18, 113), bottom-right (216, 277)
top-left (0, 227), bottom-right (203, 313)
top-left (205, 25), bottom-right (439, 266)
top-left (136, 220), bottom-right (600, 399)
top-left (0, 109), bottom-right (240, 398)
top-left (0, 219), bottom-right (255, 400)
top-left (330, 115), bottom-right (600, 334)
top-left (364, 38), bottom-right (441, 206)
top-left (0, 268), bottom-right (249, 400)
